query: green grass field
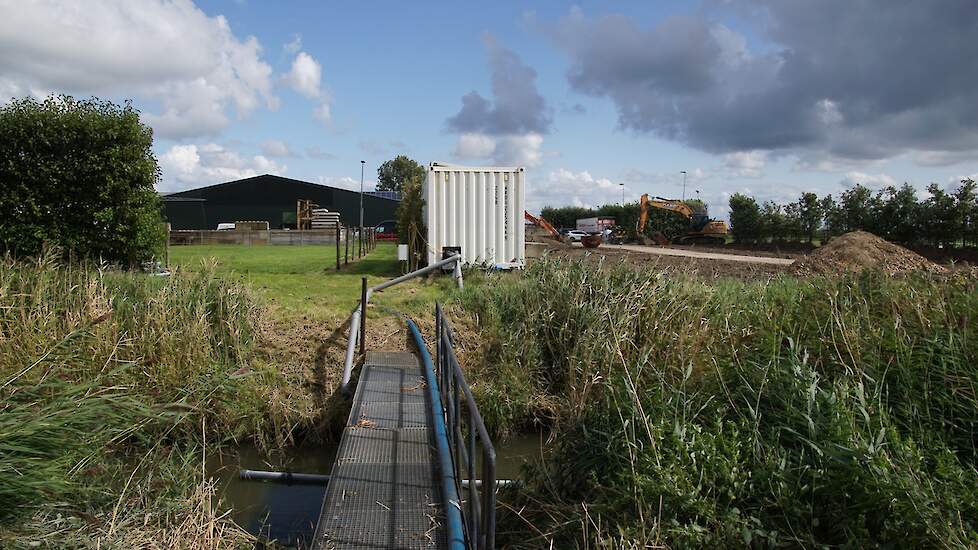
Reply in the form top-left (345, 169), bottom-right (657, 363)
top-left (169, 243), bottom-right (457, 321)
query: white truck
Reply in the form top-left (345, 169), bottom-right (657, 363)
top-left (575, 217), bottom-right (615, 234)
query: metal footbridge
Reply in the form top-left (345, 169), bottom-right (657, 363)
top-left (310, 255), bottom-right (496, 549)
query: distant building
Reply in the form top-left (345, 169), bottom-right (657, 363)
top-left (161, 174), bottom-right (399, 230)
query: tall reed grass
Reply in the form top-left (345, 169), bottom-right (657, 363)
top-left (462, 258), bottom-right (978, 548)
top-left (0, 250), bottom-right (268, 544)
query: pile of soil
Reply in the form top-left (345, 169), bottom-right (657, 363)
top-left (791, 231), bottom-right (946, 276)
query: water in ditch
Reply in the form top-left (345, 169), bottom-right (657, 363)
top-left (209, 431), bottom-right (546, 547)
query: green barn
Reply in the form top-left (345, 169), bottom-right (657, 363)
top-left (162, 174), bottom-right (399, 230)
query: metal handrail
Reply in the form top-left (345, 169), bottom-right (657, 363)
top-left (436, 303), bottom-right (496, 550)
top-left (339, 254), bottom-right (463, 395)
top-left (407, 318), bottom-right (467, 550)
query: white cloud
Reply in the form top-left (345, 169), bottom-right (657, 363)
top-left (316, 175), bottom-right (375, 192)
top-left (528, 168), bottom-right (620, 212)
top-left (452, 132), bottom-right (544, 167)
top-left (454, 133), bottom-right (496, 158)
top-left (158, 142), bottom-right (285, 191)
top-left (313, 101), bottom-right (332, 125)
top-left (840, 171), bottom-right (897, 189)
top-left (284, 51), bottom-right (322, 98)
top-left (283, 34), bottom-right (302, 54)
top-left (723, 150), bottom-right (767, 178)
top-left (260, 139), bottom-right (296, 157)
top-left (0, 0), bottom-right (277, 139)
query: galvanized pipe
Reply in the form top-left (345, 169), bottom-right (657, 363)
top-left (339, 254), bottom-right (462, 395)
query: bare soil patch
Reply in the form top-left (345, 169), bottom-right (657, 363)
top-left (791, 231), bottom-right (946, 276)
top-left (536, 242), bottom-right (787, 280)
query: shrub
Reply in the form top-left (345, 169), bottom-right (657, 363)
top-left (0, 96), bottom-right (165, 264)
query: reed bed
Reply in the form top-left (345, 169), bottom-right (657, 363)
top-left (462, 257), bottom-right (978, 548)
top-left (0, 251), bottom-right (271, 547)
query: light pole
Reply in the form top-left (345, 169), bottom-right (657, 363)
top-left (619, 182), bottom-right (624, 205)
top-left (681, 170), bottom-right (688, 201)
top-left (359, 160), bottom-right (365, 256)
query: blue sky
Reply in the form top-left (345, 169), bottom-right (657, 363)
top-left (2, 1), bottom-right (976, 217)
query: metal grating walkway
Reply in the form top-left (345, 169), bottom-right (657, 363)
top-left (312, 351), bottom-right (447, 549)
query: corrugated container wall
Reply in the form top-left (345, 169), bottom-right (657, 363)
top-left (424, 163), bottom-right (525, 268)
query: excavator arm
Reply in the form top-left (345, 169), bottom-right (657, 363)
top-left (524, 211), bottom-right (563, 241)
top-left (637, 193), bottom-right (727, 244)
top-left (638, 194), bottom-right (694, 231)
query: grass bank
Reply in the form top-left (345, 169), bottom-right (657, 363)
top-left (0, 251), bottom-right (285, 547)
top-left (461, 258), bottom-right (978, 548)
top-left (1, 243), bottom-right (468, 547)
top-left (169, 242), bottom-right (445, 320)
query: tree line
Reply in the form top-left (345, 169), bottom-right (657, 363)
top-left (729, 179), bottom-right (978, 247)
top-left (540, 202), bottom-right (703, 241)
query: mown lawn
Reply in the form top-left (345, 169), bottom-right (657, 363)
top-left (169, 242), bottom-right (458, 321)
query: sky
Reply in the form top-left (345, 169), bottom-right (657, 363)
top-left (1, 0), bottom-right (977, 218)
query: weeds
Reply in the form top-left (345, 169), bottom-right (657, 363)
top-left (0, 250), bottom-right (273, 546)
top-left (463, 258), bottom-right (978, 548)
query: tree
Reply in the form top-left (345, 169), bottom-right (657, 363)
top-left (376, 155), bottom-right (425, 194)
top-left (921, 184), bottom-right (956, 246)
top-left (540, 206), bottom-right (594, 229)
top-left (874, 184), bottom-right (920, 243)
top-left (728, 193), bottom-right (763, 243)
top-left (821, 194), bottom-right (845, 237)
top-left (839, 184), bottom-right (875, 233)
top-left (760, 201), bottom-right (787, 242)
top-left (796, 192), bottom-right (824, 243)
top-left (0, 95), bottom-right (164, 264)
top-left (783, 201), bottom-right (804, 242)
top-left (953, 178), bottom-right (977, 247)
top-left (395, 174), bottom-right (425, 270)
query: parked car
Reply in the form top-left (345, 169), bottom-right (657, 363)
top-left (374, 219), bottom-right (398, 240)
top-left (566, 230), bottom-right (589, 242)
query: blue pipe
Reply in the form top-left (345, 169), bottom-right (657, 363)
top-left (407, 319), bottom-right (467, 550)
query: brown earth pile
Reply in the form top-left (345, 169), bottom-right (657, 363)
top-left (791, 231), bottom-right (946, 276)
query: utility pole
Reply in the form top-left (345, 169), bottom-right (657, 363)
top-left (619, 182), bottom-right (624, 205)
top-left (359, 160), bottom-right (365, 257)
top-left (681, 170), bottom-right (688, 201)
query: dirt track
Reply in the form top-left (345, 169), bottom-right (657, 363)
top-left (601, 244), bottom-right (796, 266)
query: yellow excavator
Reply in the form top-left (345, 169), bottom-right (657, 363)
top-left (638, 193), bottom-right (729, 244)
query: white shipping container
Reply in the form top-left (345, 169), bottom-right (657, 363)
top-left (424, 162), bottom-right (525, 268)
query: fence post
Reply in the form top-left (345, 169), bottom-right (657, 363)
top-left (359, 277), bottom-right (367, 356)
top-left (335, 221), bottom-right (341, 271)
top-left (345, 226), bottom-right (350, 264)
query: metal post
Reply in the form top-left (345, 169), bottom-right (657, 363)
top-left (335, 221), bottom-right (341, 271)
top-left (359, 160), bottom-right (365, 258)
top-left (359, 277), bottom-right (367, 356)
top-left (345, 226), bottom-right (350, 264)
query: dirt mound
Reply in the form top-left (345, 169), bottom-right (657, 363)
top-left (792, 231), bottom-right (945, 276)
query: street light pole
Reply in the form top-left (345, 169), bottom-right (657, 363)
top-left (359, 160), bottom-right (365, 256)
top-left (619, 182), bottom-right (624, 205)
top-left (681, 170), bottom-right (688, 201)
